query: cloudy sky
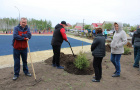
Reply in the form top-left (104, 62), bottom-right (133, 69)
top-left (0, 0), bottom-right (140, 26)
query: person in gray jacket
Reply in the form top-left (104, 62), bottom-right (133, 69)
top-left (110, 22), bottom-right (127, 77)
top-left (132, 25), bottom-right (140, 68)
top-left (91, 28), bottom-right (105, 82)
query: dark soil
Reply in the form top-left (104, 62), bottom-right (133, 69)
top-left (126, 42), bottom-right (132, 47)
top-left (106, 39), bottom-right (112, 43)
top-left (0, 52), bottom-right (140, 90)
top-left (45, 52), bottom-right (94, 75)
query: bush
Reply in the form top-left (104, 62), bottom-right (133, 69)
top-left (123, 46), bottom-right (131, 55)
top-left (85, 33), bottom-right (88, 37)
top-left (107, 34), bottom-right (110, 36)
top-left (74, 51), bottom-right (90, 70)
top-left (81, 32), bottom-right (84, 36)
top-left (111, 36), bottom-right (113, 39)
top-left (130, 29), bottom-right (135, 32)
top-left (89, 33), bottom-right (92, 37)
top-left (124, 27), bottom-right (129, 34)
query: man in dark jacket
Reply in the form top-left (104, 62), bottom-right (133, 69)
top-left (12, 17), bottom-right (32, 80)
top-left (132, 25), bottom-right (140, 68)
top-left (91, 28), bottom-right (105, 82)
top-left (51, 21), bottom-right (68, 69)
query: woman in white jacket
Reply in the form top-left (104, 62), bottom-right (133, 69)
top-left (110, 22), bottom-right (127, 77)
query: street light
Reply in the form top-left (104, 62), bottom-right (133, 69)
top-left (83, 19), bottom-right (84, 30)
top-left (82, 19), bottom-right (85, 50)
top-left (14, 6), bottom-right (20, 22)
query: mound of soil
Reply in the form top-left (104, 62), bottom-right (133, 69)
top-left (126, 42), bottom-right (132, 47)
top-left (45, 52), bottom-right (94, 75)
top-left (106, 44), bottom-right (111, 52)
top-left (106, 39), bottom-right (112, 43)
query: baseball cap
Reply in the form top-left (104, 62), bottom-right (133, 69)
top-left (61, 21), bottom-right (68, 26)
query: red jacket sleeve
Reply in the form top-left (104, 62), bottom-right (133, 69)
top-left (60, 28), bottom-right (68, 41)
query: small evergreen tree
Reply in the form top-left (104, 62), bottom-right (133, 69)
top-left (74, 51), bottom-right (90, 70)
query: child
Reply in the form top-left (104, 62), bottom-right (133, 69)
top-left (91, 28), bottom-right (105, 82)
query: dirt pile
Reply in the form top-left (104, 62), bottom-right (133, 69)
top-left (126, 42), bottom-right (132, 47)
top-left (106, 39), bottom-right (112, 43)
top-left (45, 52), bottom-right (94, 75)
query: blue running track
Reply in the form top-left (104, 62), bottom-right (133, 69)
top-left (0, 35), bottom-right (91, 56)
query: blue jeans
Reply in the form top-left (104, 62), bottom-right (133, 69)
top-left (110, 54), bottom-right (122, 75)
top-left (133, 46), bottom-right (140, 67)
top-left (13, 48), bottom-right (29, 77)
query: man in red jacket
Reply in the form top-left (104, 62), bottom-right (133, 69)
top-left (51, 21), bottom-right (68, 69)
top-left (12, 17), bottom-right (32, 80)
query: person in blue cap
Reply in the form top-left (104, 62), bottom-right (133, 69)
top-left (92, 29), bottom-right (96, 37)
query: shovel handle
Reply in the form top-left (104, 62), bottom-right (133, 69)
top-left (67, 41), bottom-right (75, 57)
top-left (27, 41), bottom-right (36, 80)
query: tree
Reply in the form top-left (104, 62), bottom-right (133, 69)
top-left (124, 27), bottom-right (129, 34)
top-left (47, 20), bottom-right (52, 30)
top-left (103, 23), bottom-right (112, 30)
top-left (84, 25), bottom-right (91, 30)
top-left (68, 26), bottom-right (73, 29)
top-left (73, 24), bottom-right (76, 28)
top-left (0, 18), bottom-right (52, 31)
top-left (130, 26), bottom-right (137, 32)
top-left (123, 23), bottom-right (130, 27)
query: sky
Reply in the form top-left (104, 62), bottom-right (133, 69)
top-left (0, 0), bottom-right (140, 26)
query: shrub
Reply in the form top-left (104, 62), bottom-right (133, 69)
top-left (107, 34), bottom-right (110, 36)
top-left (89, 33), bottom-right (92, 37)
top-left (123, 46), bottom-right (131, 55)
top-left (111, 36), bottom-right (113, 39)
top-left (124, 27), bottom-right (129, 34)
top-left (81, 32), bottom-right (84, 36)
top-left (85, 33), bottom-right (88, 38)
top-left (74, 51), bottom-right (90, 70)
top-left (130, 29), bottom-right (135, 32)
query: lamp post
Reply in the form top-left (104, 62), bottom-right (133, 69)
top-left (14, 6), bottom-right (20, 22)
top-left (82, 19), bottom-right (85, 50)
top-left (83, 19), bottom-right (85, 30)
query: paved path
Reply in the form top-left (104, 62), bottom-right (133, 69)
top-left (0, 34), bottom-right (93, 69)
top-left (0, 35), bottom-right (90, 56)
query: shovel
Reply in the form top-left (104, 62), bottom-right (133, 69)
top-left (27, 41), bottom-right (41, 86)
top-left (67, 41), bottom-right (75, 57)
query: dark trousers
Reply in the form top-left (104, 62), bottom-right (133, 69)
top-left (93, 57), bottom-right (103, 80)
top-left (133, 46), bottom-right (140, 67)
top-left (13, 48), bottom-right (29, 77)
top-left (105, 34), bottom-right (107, 39)
top-left (52, 45), bottom-right (61, 66)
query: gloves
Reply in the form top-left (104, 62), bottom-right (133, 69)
top-left (18, 32), bottom-right (22, 36)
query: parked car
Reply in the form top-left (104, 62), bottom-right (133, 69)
top-left (73, 29), bottom-right (78, 32)
top-left (128, 32), bottom-right (134, 37)
top-left (107, 30), bottom-right (114, 35)
top-left (69, 29), bottom-right (74, 32)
